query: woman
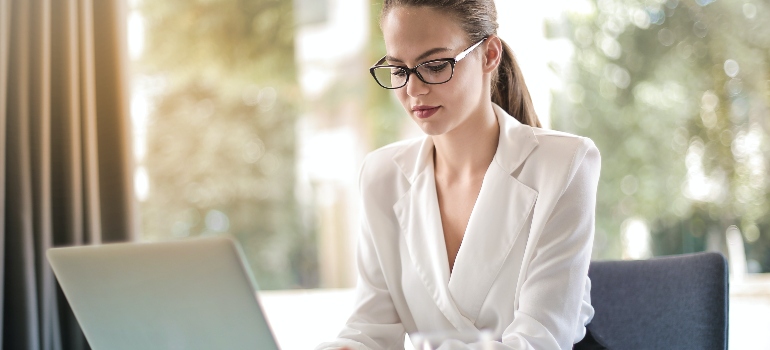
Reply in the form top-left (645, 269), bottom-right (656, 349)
top-left (317, 1), bottom-right (601, 349)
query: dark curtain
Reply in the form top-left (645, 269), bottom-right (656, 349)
top-left (0, 0), bottom-right (137, 349)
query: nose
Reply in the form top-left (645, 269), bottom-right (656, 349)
top-left (405, 73), bottom-right (429, 97)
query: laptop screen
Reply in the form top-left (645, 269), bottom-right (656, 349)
top-left (47, 235), bottom-right (280, 350)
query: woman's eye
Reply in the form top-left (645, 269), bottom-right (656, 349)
top-left (391, 69), bottom-right (407, 77)
top-left (426, 62), bottom-right (449, 72)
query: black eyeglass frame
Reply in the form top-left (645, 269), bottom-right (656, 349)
top-left (369, 37), bottom-right (488, 90)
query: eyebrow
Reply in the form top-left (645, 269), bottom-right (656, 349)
top-left (385, 47), bottom-right (452, 64)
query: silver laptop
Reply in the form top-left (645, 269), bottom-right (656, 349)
top-left (47, 235), bottom-right (280, 350)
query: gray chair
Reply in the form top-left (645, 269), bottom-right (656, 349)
top-left (586, 252), bottom-right (729, 350)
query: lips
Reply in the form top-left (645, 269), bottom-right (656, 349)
top-left (412, 105), bottom-right (440, 119)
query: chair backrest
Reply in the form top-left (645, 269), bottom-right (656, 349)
top-left (587, 252), bottom-right (729, 350)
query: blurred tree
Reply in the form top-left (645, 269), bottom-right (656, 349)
top-left (549, 0), bottom-right (770, 269)
top-left (137, 0), bottom-right (318, 289)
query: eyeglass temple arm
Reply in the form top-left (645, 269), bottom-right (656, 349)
top-left (454, 37), bottom-right (488, 62)
top-left (370, 56), bottom-right (388, 69)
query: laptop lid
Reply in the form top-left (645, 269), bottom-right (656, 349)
top-left (47, 235), bottom-right (280, 350)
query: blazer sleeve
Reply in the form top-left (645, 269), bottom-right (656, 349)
top-left (437, 138), bottom-right (601, 350)
top-left (501, 138), bottom-right (600, 349)
top-left (315, 156), bottom-right (407, 350)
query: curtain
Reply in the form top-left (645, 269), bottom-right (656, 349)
top-left (0, 0), bottom-right (137, 349)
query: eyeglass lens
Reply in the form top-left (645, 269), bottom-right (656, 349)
top-left (372, 60), bottom-right (453, 88)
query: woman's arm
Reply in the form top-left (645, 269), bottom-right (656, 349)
top-left (501, 139), bottom-right (600, 349)
top-left (315, 157), bottom-right (407, 350)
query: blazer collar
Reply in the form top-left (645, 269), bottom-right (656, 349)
top-left (392, 103), bottom-right (539, 183)
top-left (391, 104), bottom-right (540, 328)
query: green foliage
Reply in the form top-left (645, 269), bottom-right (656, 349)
top-left (550, 0), bottom-right (770, 267)
top-left (138, 0), bottom-right (317, 289)
top-left (139, 0), bottom-right (295, 86)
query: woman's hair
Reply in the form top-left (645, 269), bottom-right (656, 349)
top-left (381, 0), bottom-right (541, 128)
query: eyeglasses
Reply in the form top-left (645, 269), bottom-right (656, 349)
top-left (369, 37), bottom-right (488, 89)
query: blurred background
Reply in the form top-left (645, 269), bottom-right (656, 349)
top-left (126, 0), bottom-right (770, 348)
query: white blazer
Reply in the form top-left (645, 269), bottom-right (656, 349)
top-left (316, 104), bottom-right (601, 350)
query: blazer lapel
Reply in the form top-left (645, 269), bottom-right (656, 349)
top-left (448, 104), bottom-right (540, 324)
top-left (393, 137), bottom-right (475, 329)
top-left (447, 163), bottom-right (538, 323)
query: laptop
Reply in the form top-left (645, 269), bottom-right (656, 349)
top-left (47, 235), bottom-right (280, 350)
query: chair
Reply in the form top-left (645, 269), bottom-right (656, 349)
top-left (585, 252), bottom-right (729, 350)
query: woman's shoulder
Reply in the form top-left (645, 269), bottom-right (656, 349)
top-left (358, 136), bottom-right (424, 190)
top-left (529, 128), bottom-right (600, 164)
top-left (511, 127), bottom-right (600, 193)
top-left (532, 127), bottom-right (597, 148)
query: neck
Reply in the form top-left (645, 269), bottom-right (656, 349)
top-left (432, 103), bottom-right (499, 181)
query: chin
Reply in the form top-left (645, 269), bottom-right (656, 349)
top-left (414, 118), bottom-right (450, 136)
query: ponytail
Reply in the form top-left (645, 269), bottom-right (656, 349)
top-left (492, 39), bottom-right (541, 128)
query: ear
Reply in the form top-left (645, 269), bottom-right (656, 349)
top-left (481, 35), bottom-right (503, 74)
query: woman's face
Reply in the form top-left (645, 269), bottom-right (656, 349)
top-left (380, 6), bottom-right (489, 136)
